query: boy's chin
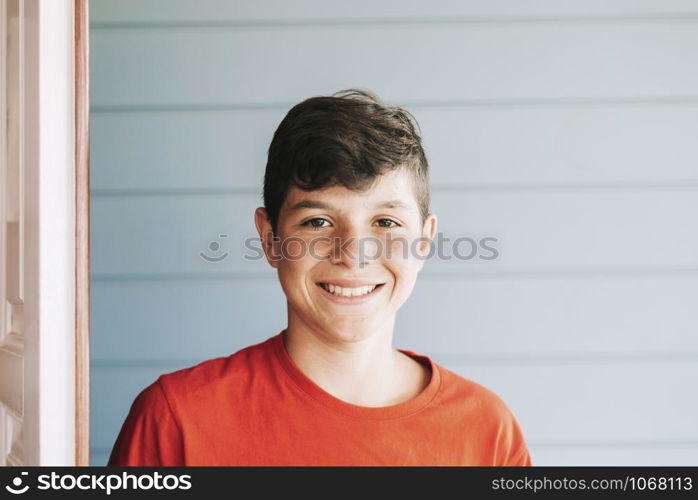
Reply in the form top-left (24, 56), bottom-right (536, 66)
top-left (320, 322), bottom-right (386, 344)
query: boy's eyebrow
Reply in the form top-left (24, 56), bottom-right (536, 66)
top-left (288, 199), bottom-right (332, 212)
top-left (288, 199), bottom-right (414, 212)
top-left (375, 200), bottom-right (413, 210)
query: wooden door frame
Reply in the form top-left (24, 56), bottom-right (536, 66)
top-left (74, 0), bottom-right (90, 466)
top-left (1, 0), bottom-right (88, 466)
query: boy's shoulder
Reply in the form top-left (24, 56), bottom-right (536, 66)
top-left (436, 364), bottom-right (531, 465)
top-left (151, 334), bottom-right (277, 400)
top-left (431, 359), bottom-right (520, 422)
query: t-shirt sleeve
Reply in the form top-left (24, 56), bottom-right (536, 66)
top-left (493, 404), bottom-right (533, 466)
top-left (107, 377), bottom-right (185, 466)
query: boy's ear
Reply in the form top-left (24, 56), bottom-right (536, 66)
top-left (254, 207), bottom-right (279, 269)
top-left (416, 212), bottom-right (437, 265)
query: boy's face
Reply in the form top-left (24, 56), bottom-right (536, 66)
top-left (255, 167), bottom-right (437, 344)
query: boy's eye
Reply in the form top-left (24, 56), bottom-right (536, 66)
top-left (376, 218), bottom-right (400, 228)
top-left (301, 217), bottom-right (330, 229)
top-left (300, 218), bottom-right (401, 229)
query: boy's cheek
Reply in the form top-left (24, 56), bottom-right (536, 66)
top-left (307, 237), bottom-right (333, 260)
top-left (383, 235), bottom-right (421, 261)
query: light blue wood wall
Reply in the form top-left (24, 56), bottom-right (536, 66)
top-left (89, 0), bottom-right (698, 466)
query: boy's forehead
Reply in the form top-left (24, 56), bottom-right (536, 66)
top-left (282, 168), bottom-right (417, 211)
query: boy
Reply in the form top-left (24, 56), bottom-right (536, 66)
top-left (107, 89), bottom-right (532, 466)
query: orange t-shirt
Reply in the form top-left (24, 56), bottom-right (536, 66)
top-left (107, 330), bottom-right (532, 466)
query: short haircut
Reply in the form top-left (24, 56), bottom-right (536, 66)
top-left (263, 88), bottom-right (430, 234)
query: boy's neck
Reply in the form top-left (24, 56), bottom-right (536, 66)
top-left (282, 322), bottom-right (431, 407)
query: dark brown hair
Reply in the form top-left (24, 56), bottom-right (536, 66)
top-left (263, 88), bottom-right (430, 234)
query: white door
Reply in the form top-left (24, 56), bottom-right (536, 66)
top-left (0, 0), bottom-right (78, 466)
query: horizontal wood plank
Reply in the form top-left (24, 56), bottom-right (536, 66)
top-left (532, 444), bottom-right (698, 466)
top-left (90, 275), bottom-right (698, 361)
top-left (90, 0), bottom-right (698, 24)
top-left (91, 23), bottom-right (698, 107)
top-left (91, 362), bottom-right (698, 451)
top-left (90, 190), bottom-right (698, 275)
top-left (91, 105), bottom-right (698, 192)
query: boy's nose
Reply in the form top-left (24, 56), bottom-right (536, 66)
top-left (330, 226), bottom-right (378, 268)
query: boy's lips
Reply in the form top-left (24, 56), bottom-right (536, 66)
top-left (315, 279), bottom-right (385, 287)
top-left (315, 282), bottom-right (385, 304)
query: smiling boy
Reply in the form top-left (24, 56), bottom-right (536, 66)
top-left (108, 89), bottom-right (532, 466)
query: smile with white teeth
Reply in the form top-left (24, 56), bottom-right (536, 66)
top-left (319, 283), bottom-right (379, 297)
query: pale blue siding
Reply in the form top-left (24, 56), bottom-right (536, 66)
top-left (90, 0), bottom-right (698, 465)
